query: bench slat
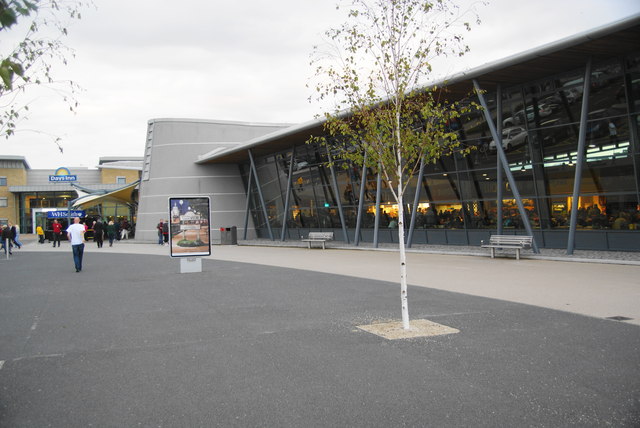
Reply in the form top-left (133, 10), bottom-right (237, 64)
top-left (480, 235), bottom-right (533, 260)
top-left (301, 232), bottom-right (334, 249)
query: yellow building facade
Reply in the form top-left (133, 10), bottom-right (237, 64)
top-left (0, 156), bottom-right (142, 235)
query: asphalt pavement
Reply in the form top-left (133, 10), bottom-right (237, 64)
top-left (0, 240), bottom-right (638, 426)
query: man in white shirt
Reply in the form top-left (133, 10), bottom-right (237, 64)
top-left (66, 217), bottom-right (86, 272)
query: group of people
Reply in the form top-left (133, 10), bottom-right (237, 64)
top-left (51, 217), bottom-right (129, 272)
top-left (1, 222), bottom-right (22, 255)
top-left (35, 217), bottom-right (132, 248)
top-left (4, 217), bottom-right (135, 272)
top-left (89, 218), bottom-right (126, 248)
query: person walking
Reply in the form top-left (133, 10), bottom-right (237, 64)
top-left (120, 219), bottom-right (130, 240)
top-left (36, 225), bottom-right (45, 244)
top-left (52, 219), bottom-right (63, 247)
top-left (93, 218), bottom-right (104, 248)
top-left (162, 221), bottom-right (169, 244)
top-left (157, 219), bottom-right (164, 245)
top-left (66, 217), bottom-right (86, 272)
top-left (10, 222), bottom-right (22, 249)
top-left (1, 224), bottom-right (13, 255)
top-left (106, 220), bottom-right (116, 247)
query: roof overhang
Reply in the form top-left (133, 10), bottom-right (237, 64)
top-left (196, 13), bottom-right (640, 165)
top-left (195, 118), bottom-right (327, 165)
top-left (71, 180), bottom-right (139, 209)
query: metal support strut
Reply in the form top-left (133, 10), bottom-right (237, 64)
top-left (248, 149), bottom-right (274, 241)
top-left (567, 58), bottom-right (592, 255)
top-left (474, 79), bottom-right (540, 254)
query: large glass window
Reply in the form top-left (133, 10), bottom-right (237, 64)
top-left (423, 173), bottom-right (459, 202)
top-left (245, 53), bottom-right (640, 247)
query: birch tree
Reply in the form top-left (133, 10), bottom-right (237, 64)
top-left (0, 0), bottom-right (89, 143)
top-left (310, 0), bottom-right (481, 329)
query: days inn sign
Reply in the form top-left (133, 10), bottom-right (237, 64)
top-left (49, 167), bottom-right (77, 182)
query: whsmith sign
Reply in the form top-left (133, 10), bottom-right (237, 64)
top-left (47, 210), bottom-right (86, 218)
top-left (49, 167), bottom-right (77, 182)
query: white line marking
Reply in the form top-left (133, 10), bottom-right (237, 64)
top-left (12, 353), bottom-right (64, 362)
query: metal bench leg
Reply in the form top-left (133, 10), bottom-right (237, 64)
top-left (490, 248), bottom-right (495, 258)
top-left (516, 248), bottom-right (520, 260)
top-left (322, 241), bottom-right (325, 250)
top-left (307, 242), bottom-right (311, 249)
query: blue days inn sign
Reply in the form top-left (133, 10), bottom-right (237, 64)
top-left (49, 167), bottom-right (77, 182)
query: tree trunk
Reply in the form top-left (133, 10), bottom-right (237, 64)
top-left (397, 163), bottom-right (410, 330)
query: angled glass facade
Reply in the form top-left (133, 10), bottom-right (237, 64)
top-left (241, 52), bottom-right (640, 251)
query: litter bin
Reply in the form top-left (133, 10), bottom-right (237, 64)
top-left (220, 226), bottom-right (237, 245)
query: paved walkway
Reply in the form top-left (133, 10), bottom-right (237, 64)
top-left (0, 237), bottom-right (638, 426)
top-left (16, 237), bottom-right (640, 325)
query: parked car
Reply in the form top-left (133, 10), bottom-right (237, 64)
top-left (503, 104), bottom-right (553, 127)
top-left (489, 126), bottom-right (529, 151)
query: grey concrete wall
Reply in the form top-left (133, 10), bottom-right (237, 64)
top-left (136, 118), bottom-right (290, 242)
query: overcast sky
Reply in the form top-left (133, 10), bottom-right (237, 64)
top-left (3, 0), bottom-right (639, 169)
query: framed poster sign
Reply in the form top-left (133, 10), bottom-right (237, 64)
top-left (168, 197), bottom-right (211, 258)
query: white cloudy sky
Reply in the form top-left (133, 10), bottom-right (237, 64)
top-left (3, 0), bottom-right (639, 169)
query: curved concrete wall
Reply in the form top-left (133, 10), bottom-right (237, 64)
top-left (136, 118), bottom-right (289, 242)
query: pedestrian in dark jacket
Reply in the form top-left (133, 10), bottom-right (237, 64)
top-left (93, 219), bottom-right (104, 248)
top-left (162, 221), bottom-right (169, 243)
top-left (1, 224), bottom-right (13, 255)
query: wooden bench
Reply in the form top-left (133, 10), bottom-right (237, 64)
top-left (301, 232), bottom-right (334, 249)
top-left (481, 235), bottom-right (533, 260)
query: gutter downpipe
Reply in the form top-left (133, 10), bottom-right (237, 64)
top-left (280, 146), bottom-right (296, 241)
top-left (474, 79), bottom-right (540, 253)
top-left (248, 149), bottom-right (274, 241)
top-left (354, 153), bottom-right (368, 246)
top-left (567, 58), bottom-right (592, 255)
top-left (326, 147), bottom-right (350, 244)
top-left (407, 156), bottom-right (426, 248)
top-left (373, 165), bottom-right (382, 248)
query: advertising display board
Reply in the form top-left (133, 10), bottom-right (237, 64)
top-left (168, 197), bottom-right (211, 258)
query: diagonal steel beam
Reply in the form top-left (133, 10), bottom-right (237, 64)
top-left (474, 79), bottom-right (539, 253)
top-left (567, 58), bottom-right (592, 255)
top-left (280, 146), bottom-right (296, 241)
top-left (248, 149), bottom-right (274, 241)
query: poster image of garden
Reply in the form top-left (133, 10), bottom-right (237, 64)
top-left (168, 197), bottom-right (211, 257)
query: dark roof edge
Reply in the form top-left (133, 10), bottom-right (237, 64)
top-left (441, 12), bottom-right (640, 87)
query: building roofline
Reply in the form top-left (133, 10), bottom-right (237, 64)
top-left (0, 155), bottom-right (30, 169)
top-left (196, 12), bottom-right (640, 165)
top-left (441, 11), bottom-right (640, 88)
top-left (99, 156), bottom-right (144, 164)
top-left (148, 117), bottom-right (295, 128)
